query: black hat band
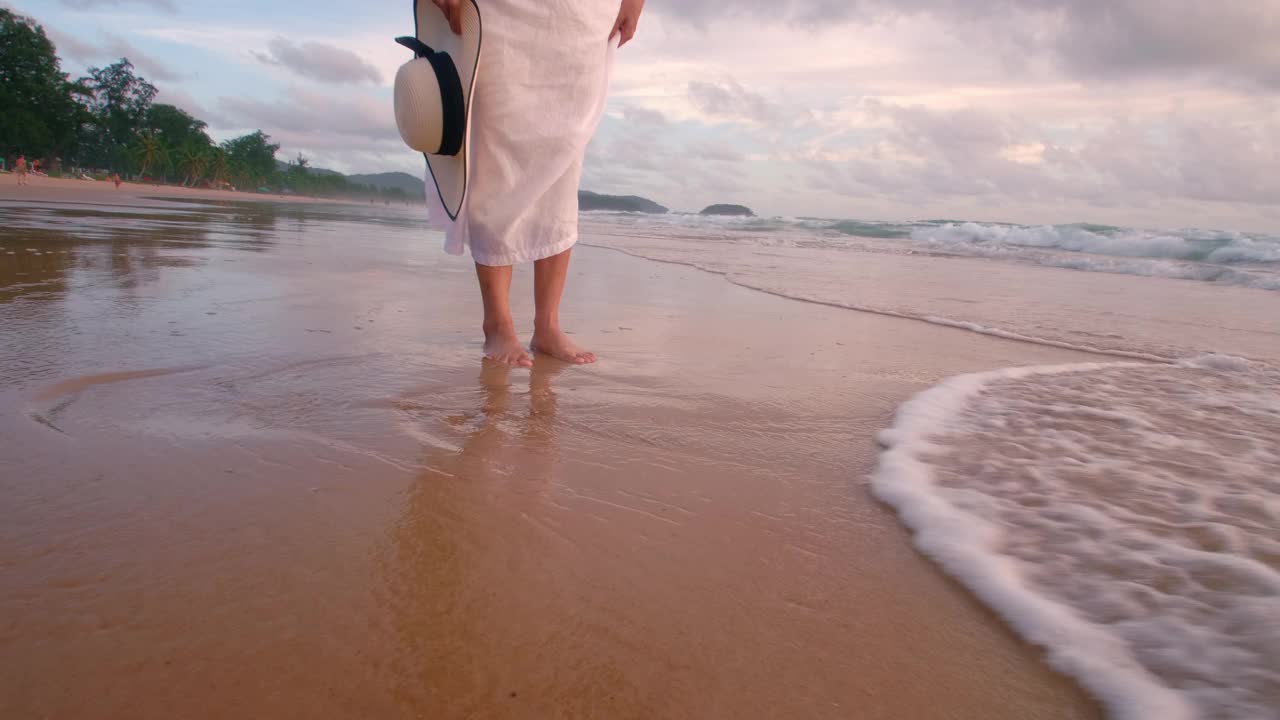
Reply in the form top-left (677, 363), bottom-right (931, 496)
top-left (395, 35), bottom-right (465, 157)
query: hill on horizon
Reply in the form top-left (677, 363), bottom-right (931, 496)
top-left (348, 172), bottom-right (426, 197)
top-left (275, 162), bottom-right (675, 212)
top-left (272, 160), bottom-right (425, 197)
top-left (273, 159), bottom-right (340, 177)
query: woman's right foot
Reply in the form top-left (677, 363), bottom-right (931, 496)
top-left (483, 326), bottom-right (533, 367)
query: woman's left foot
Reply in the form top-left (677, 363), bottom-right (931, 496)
top-left (530, 328), bottom-right (596, 364)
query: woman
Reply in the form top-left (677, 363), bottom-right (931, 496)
top-left (432, 0), bottom-right (644, 368)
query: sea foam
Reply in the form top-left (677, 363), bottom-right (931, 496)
top-left (871, 360), bottom-right (1280, 720)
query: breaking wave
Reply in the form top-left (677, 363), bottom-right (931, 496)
top-left (584, 211), bottom-right (1280, 291)
top-left (871, 357), bottom-right (1280, 720)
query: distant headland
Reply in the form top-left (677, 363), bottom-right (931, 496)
top-left (699, 204), bottom-right (755, 217)
top-left (579, 190), bottom-right (669, 214)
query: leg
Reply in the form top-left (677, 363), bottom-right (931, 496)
top-left (530, 248), bottom-right (596, 364)
top-left (476, 262), bottom-right (532, 367)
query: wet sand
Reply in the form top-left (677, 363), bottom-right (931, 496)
top-left (0, 191), bottom-right (1104, 718)
top-left (0, 173), bottom-right (368, 207)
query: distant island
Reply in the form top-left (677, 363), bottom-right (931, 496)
top-left (700, 204), bottom-right (755, 217)
top-left (579, 190), bottom-right (669, 214)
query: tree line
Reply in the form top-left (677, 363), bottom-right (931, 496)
top-left (1, 9), bottom-right (409, 200)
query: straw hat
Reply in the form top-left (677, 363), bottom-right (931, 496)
top-left (393, 0), bottom-right (481, 220)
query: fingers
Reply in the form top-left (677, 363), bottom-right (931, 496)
top-left (447, 0), bottom-right (462, 34)
top-left (614, 0), bottom-right (642, 46)
top-left (434, 0), bottom-right (463, 34)
top-left (610, 15), bottom-right (636, 47)
top-left (449, 5), bottom-right (463, 34)
top-left (610, 8), bottom-right (625, 40)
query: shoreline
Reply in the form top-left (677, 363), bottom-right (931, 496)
top-left (0, 173), bottom-right (415, 207)
top-left (581, 238), bottom-right (1173, 364)
top-left (0, 192), bottom-right (1105, 718)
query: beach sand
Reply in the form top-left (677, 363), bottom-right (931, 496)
top-left (1, 183), bottom-right (1105, 718)
top-left (0, 173), bottom-right (375, 207)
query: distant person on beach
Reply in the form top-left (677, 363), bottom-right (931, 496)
top-left (427, 0), bottom-right (644, 367)
top-left (14, 155), bottom-right (28, 186)
top-left (112, 172), bottom-right (122, 189)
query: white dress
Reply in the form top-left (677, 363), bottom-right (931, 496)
top-left (428, 0), bottom-right (618, 266)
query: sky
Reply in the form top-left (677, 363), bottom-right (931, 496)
top-left (10, 0), bottom-right (1280, 231)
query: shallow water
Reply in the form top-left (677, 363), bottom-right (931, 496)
top-left (0, 197), bottom-right (1103, 719)
top-left (583, 212), bottom-right (1280, 719)
top-left (581, 218), bottom-right (1280, 363)
top-left (6, 197), bottom-right (1275, 719)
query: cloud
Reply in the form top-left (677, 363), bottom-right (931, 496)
top-left (688, 78), bottom-right (785, 125)
top-left (802, 100), bottom-right (1280, 208)
top-left (584, 100), bottom-right (752, 209)
top-left (101, 33), bottom-right (183, 82)
top-left (208, 85), bottom-right (414, 175)
top-left (583, 2), bottom-right (1280, 225)
top-left (218, 86), bottom-right (397, 141)
top-left (1041, 2), bottom-right (1280, 90)
top-left (29, 0), bottom-right (1275, 227)
top-left (683, 140), bottom-right (744, 164)
top-left (253, 37), bottom-right (383, 85)
top-left (648, 0), bottom-right (1280, 90)
top-left (58, 0), bottom-right (175, 10)
top-left (43, 25), bottom-right (100, 62)
top-left (155, 86), bottom-right (225, 126)
top-left (621, 105), bottom-right (669, 127)
top-left (43, 24), bottom-right (183, 82)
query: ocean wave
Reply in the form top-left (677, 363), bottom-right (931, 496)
top-left (586, 211), bottom-right (1280, 290)
top-left (932, 242), bottom-right (1280, 291)
top-left (910, 222), bottom-right (1280, 264)
top-left (817, 220), bottom-right (914, 238)
top-left (900, 222), bottom-right (1280, 290)
top-left (871, 359), bottom-right (1280, 720)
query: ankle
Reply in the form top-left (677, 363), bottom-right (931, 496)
top-left (483, 319), bottom-right (516, 338)
top-left (533, 318), bottom-right (560, 334)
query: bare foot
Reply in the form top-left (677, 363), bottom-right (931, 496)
top-left (530, 327), bottom-right (596, 364)
top-left (483, 325), bottom-right (533, 367)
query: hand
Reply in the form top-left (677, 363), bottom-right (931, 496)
top-left (433, 0), bottom-right (463, 34)
top-left (610, 0), bottom-right (644, 48)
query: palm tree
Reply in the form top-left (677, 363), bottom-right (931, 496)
top-left (176, 143), bottom-right (208, 187)
top-left (208, 148), bottom-right (229, 187)
top-left (287, 152), bottom-right (310, 194)
top-left (131, 130), bottom-right (170, 182)
top-left (228, 157), bottom-right (249, 190)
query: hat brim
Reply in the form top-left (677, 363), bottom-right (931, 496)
top-left (415, 0), bottom-right (481, 221)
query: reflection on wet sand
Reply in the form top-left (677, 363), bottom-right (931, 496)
top-left (0, 198), bottom-right (429, 308)
top-left (0, 198), bottom-right (429, 389)
top-left (0, 204), bottom-right (254, 307)
top-left (378, 358), bottom-right (594, 716)
top-left (0, 232), bottom-right (77, 305)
